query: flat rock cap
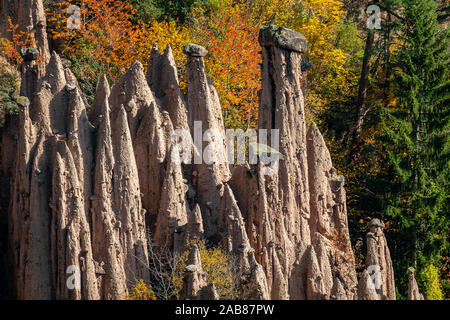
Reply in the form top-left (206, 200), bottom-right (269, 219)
top-left (259, 25), bottom-right (308, 53)
top-left (183, 43), bottom-right (208, 57)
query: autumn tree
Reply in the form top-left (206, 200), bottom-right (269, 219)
top-left (0, 17), bottom-right (40, 65)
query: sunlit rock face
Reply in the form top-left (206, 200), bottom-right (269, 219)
top-left (362, 219), bottom-right (396, 300)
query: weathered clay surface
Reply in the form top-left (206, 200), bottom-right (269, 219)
top-left (305, 244), bottom-right (328, 300)
top-left (184, 204), bottom-right (205, 245)
top-left (251, 32), bottom-right (312, 300)
top-left (356, 270), bottom-right (380, 300)
top-left (147, 45), bottom-right (190, 132)
top-left (51, 139), bottom-right (99, 299)
top-left (153, 148), bottom-right (189, 254)
top-left (90, 86), bottom-right (128, 299)
top-left (241, 250), bottom-right (270, 300)
top-left (110, 106), bottom-right (149, 284)
top-left (109, 61), bottom-right (168, 229)
top-left (88, 75), bottom-right (110, 128)
top-left (197, 283), bottom-right (220, 300)
top-left (330, 277), bottom-right (348, 300)
top-left (5, 51), bottom-right (149, 299)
